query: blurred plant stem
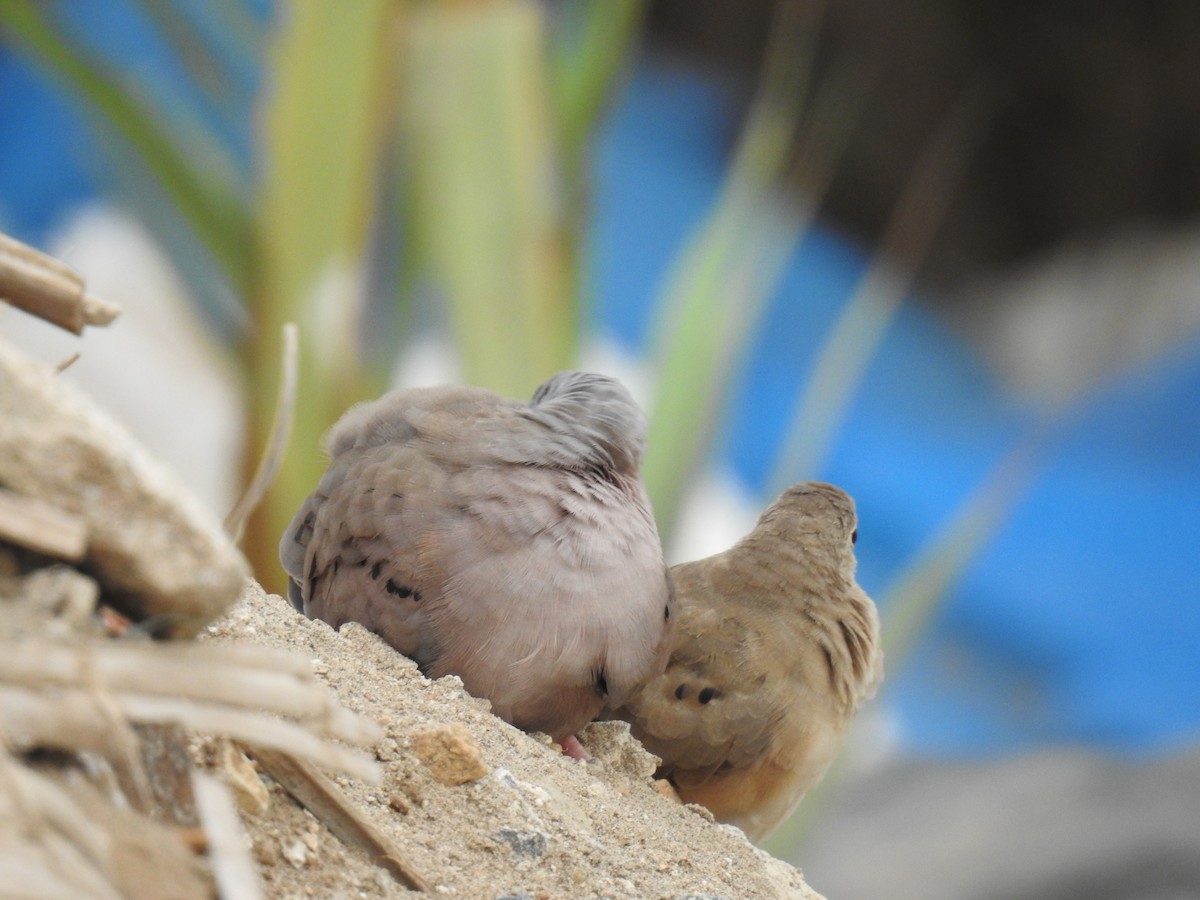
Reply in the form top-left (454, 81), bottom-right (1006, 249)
top-left (551, 0), bottom-right (645, 305)
top-left (642, 0), bottom-right (825, 539)
top-left (243, 0), bottom-right (396, 588)
top-left (769, 76), bottom-right (999, 491)
top-left (400, 0), bottom-right (575, 398)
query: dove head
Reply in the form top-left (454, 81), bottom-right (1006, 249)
top-left (527, 371), bottom-right (649, 475)
top-left (754, 481), bottom-right (860, 573)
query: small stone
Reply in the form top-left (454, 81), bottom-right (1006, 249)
top-left (281, 838), bottom-right (308, 868)
top-left (495, 828), bottom-right (547, 857)
top-left (215, 740), bottom-right (270, 816)
top-left (388, 792), bottom-right (410, 814)
top-left (252, 837), bottom-right (280, 866)
top-left (375, 737), bottom-right (401, 762)
top-left (686, 803), bottom-right (717, 824)
top-left (578, 720), bottom-right (660, 780)
top-left (410, 723), bottom-right (488, 785)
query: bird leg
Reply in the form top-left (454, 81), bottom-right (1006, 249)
top-left (558, 734), bottom-right (591, 761)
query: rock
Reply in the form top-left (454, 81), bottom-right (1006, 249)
top-left (410, 723), bottom-right (489, 785)
top-left (0, 565), bottom-right (98, 637)
top-left (494, 828), bottom-right (548, 857)
top-left (580, 719), bottom-right (660, 780)
top-left (215, 739), bottom-right (270, 816)
top-left (0, 336), bottom-right (247, 636)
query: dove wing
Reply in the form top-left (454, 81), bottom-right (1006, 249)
top-left (280, 439), bottom-right (448, 667)
top-left (619, 556), bottom-right (836, 789)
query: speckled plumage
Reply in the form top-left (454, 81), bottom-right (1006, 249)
top-left (280, 372), bottom-right (674, 744)
top-left (611, 481), bottom-right (882, 843)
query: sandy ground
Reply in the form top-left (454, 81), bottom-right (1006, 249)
top-left (205, 581), bottom-right (821, 899)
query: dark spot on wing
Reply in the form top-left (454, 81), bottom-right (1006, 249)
top-left (664, 604), bottom-right (670, 621)
top-left (294, 511), bottom-right (316, 545)
top-left (839, 618), bottom-right (865, 681)
top-left (385, 579), bottom-right (420, 601)
top-left (821, 644), bottom-right (835, 686)
top-left (674, 683), bottom-right (689, 700)
top-left (286, 578), bottom-right (305, 613)
top-left (371, 561), bottom-right (384, 580)
top-left (594, 669), bottom-right (609, 696)
top-left (697, 687), bottom-right (719, 705)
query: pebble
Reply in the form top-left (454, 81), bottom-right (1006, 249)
top-left (411, 723), bottom-right (489, 785)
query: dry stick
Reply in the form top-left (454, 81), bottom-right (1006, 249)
top-left (245, 747), bottom-right (432, 893)
top-left (0, 685), bottom-right (379, 784)
top-left (190, 770), bottom-right (263, 900)
top-left (224, 322), bottom-right (299, 543)
top-left (0, 736), bottom-right (124, 899)
top-left (55, 352), bottom-right (82, 373)
top-left (0, 232), bottom-right (122, 333)
top-left (0, 486), bottom-right (88, 561)
top-left (0, 640), bottom-right (368, 732)
top-left (0, 640), bottom-right (384, 782)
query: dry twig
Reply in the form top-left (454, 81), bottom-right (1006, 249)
top-left (224, 322), bottom-right (299, 543)
top-left (0, 232), bottom-right (121, 334)
top-left (191, 770), bottom-right (263, 900)
top-left (247, 747), bottom-right (431, 893)
top-left (0, 487), bottom-right (87, 562)
top-left (0, 640), bottom-right (382, 783)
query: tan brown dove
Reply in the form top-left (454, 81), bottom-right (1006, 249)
top-left (610, 481), bottom-right (882, 841)
top-left (280, 371), bottom-right (674, 758)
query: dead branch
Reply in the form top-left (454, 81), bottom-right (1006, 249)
top-left (224, 322), bottom-right (299, 543)
top-left (0, 233), bottom-right (121, 334)
top-left (247, 747), bottom-right (430, 893)
top-left (0, 487), bottom-right (87, 561)
top-left (190, 770), bottom-right (263, 900)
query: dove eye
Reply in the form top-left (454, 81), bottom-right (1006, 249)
top-left (850, 529), bottom-right (858, 545)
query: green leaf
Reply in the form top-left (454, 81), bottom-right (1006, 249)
top-left (400, 0), bottom-right (573, 397)
top-left (249, 0), bottom-right (396, 586)
top-left (769, 79), bottom-right (996, 489)
top-left (642, 0), bottom-right (823, 537)
top-left (550, 0), bottom-right (644, 169)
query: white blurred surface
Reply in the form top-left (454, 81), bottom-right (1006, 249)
top-left (0, 206), bottom-right (243, 516)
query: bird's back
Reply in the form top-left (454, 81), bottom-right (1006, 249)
top-left (280, 376), bottom-right (672, 741)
